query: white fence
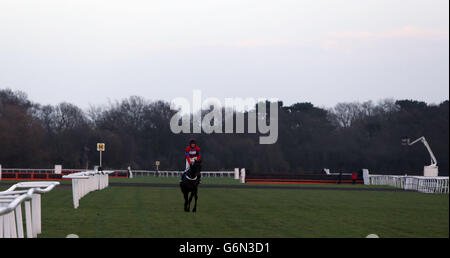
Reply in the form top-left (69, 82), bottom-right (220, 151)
top-left (0, 166), bottom-right (246, 186)
top-left (368, 175), bottom-right (449, 194)
top-left (132, 169), bottom-right (246, 183)
top-left (62, 170), bottom-right (113, 209)
top-left (1, 168), bottom-right (56, 173)
top-left (1, 167), bottom-right (238, 178)
top-left (132, 170), bottom-right (236, 178)
top-left (0, 181), bottom-right (59, 238)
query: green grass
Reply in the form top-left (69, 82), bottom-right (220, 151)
top-left (1, 178), bottom-right (448, 238)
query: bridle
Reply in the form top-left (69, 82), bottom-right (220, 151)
top-left (185, 161), bottom-right (200, 181)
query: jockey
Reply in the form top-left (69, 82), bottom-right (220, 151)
top-left (182, 138), bottom-right (202, 182)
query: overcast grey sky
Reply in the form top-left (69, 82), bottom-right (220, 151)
top-left (0, 0), bottom-right (448, 109)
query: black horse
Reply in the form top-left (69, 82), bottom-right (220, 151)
top-left (180, 160), bottom-right (201, 212)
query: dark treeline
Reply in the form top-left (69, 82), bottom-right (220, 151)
top-left (0, 89), bottom-right (448, 175)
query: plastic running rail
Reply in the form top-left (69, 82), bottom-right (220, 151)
top-left (0, 181), bottom-right (59, 238)
top-left (63, 170), bottom-right (115, 209)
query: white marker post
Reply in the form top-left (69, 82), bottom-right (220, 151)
top-left (362, 169), bottom-right (370, 185)
top-left (128, 166), bottom-right (133, 179)
top-left (234, 168), bottom-right (239, 180)
top-left (97, 143), bottom-right (105, 167)
top-left (155, 161), bottom-right (160, 177)
top-left (54, 165), bottom-right (62, 174)
top-left (240, 168), bottom-right (246, 184)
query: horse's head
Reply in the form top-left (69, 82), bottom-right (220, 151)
top-left (189, 160), bottom-right (202, 178)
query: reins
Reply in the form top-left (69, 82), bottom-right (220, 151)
top-left (185, 174), bottom-right (198, 181)
top-left (184, 162), bottom-right (200, 181)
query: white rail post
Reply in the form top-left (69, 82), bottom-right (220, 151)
top-left (24, 200), bottom-right (33, 238)
top-left (33, 194), bottom-right (42, 235)
top-left (128, 166), bottom-right (133, 179)
top-left (10, 210), bottom-right (17, 238)
top-left (0, 212), bottom-right (3, 237)
top-left (234, 168), bottom-right (239, 180)
top-left (362, 169), bottom-right (370, 185)
top-left (240, 168), bottom-right (246, 184)
top-left (54, 165), bottom-right (62, 174)
top-left (30, 194), bottom-right (39, 237)
top-left (72, 179), bottom-right (80, 209)
top-left (15, 205), bottom-right (24, 238)
top-left (4, 211), bottom-right (11, 238)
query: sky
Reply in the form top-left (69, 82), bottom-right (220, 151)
top-left (0, 0), bottom-right (448, 110)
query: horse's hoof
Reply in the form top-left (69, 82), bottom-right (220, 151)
top-left (192, 209), bottom-right (197, 213)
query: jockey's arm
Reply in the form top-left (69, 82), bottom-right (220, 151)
top-left (185, 147), bottom-right (192, 165)
top-left (197, 147), bottom-right (201, 161)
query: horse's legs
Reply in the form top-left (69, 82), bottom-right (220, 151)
top-left (187, 191), bottom-right (195, 212)
top-left (192, 189), bottom-right (198, 213)
top-left (183, 191), bottom-right (189, 212)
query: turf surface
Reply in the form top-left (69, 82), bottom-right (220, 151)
top-left (1, 178), bottom-right (448, 238)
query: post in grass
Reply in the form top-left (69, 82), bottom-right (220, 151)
top-left (97, 143), bottom-right (105, 167)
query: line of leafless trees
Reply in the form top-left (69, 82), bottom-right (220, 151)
top-left (0, 88), bottom-right (448, 175)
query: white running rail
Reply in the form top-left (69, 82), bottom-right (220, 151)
top-left (368, 175), bottom-right (449, 194)
top-left (0, 167), bottom-right (238, 179)
top-left (63, 170), bottom-right (114, 209)
top-left (132, 170), bottom-right (235, 177)
top-left (0, 181), bottom-right (59, 238)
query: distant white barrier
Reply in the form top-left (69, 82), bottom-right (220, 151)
top-left (0, 181), bottom-right (59, 238)
top-left (368, 174), bottom-right (449, 194)
top-left (63, 170), bottom-right (113, 209)
top-left (0, 167), bottom-right (239, 180)
top-left (323, 168), bottom-right (353, 176)
top-left (131, 170), bottom-right (236, 177)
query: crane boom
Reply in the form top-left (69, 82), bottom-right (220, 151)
top-left (406, 137), bottom-right (438, 167)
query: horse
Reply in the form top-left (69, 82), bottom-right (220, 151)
top-left (180, 160), bottom-right (201, 212)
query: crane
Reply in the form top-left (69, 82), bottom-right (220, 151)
top-left (402, 136), bottom-right (439, 176)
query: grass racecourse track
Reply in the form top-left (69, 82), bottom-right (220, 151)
top-left (1, 177), bottom-right (448, 238)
